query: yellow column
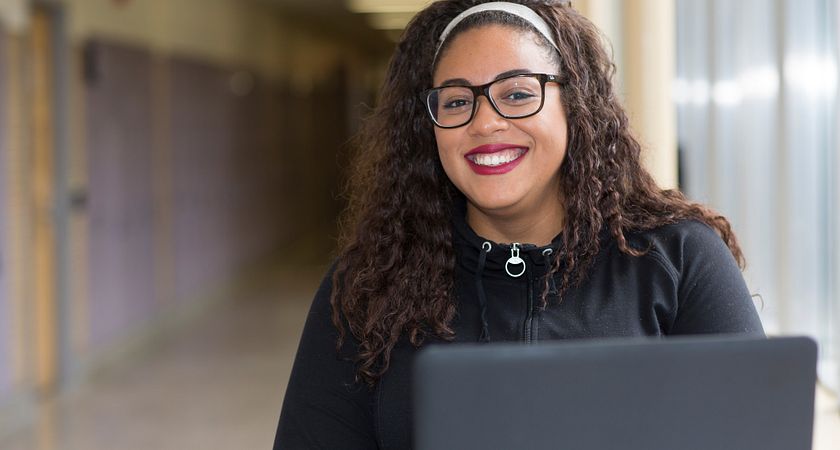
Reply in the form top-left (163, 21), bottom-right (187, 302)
top-left (621, 0), bottom-right (678, 189)
top-left (30, 9), bottom-right (58, 394)
top-left (575, 0), bottom-right (622, 45)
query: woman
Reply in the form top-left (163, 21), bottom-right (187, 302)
top-left (274, 1), bottom-right (764, 448)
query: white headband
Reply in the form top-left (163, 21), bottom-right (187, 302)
top-left (434, 2), bottom-right (561, 61)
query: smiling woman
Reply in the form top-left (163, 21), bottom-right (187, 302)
top-left (274, 1), bottom-right (765, 449)
top-left (432, 25), bottom-right (568, 245)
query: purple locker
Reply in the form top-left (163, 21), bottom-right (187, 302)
top-left (85, 41), bottom-right (155, 349)
top-left (0, 30), bottom-right (12, 399)
top-left (169, 58), bottom-right (237, 304)
top-left (230, 77), bottom-right (285, 266)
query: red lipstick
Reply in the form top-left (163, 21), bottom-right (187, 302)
top-left (464, 144), bottom-right (528, 175)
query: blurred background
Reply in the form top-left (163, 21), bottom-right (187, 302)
top-left (0, 0), bottom-right (837, 448)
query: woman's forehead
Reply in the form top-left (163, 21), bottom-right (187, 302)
top-left (432, 24), bottom-right (558, 85)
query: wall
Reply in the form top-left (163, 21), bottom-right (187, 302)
top-left (0, 0), bottom-right (27, 32)
top-left (65, 0), bottom-right (353, 89)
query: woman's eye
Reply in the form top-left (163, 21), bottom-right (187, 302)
top-left (501, 91), bottom-right (537, 102)
top-left (442, 98), bottom-right (472, 109)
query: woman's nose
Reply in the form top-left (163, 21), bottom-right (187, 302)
top-left (467, 96), bottom-right (508, 135)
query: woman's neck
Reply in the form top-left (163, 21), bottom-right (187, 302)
top-left (466, 200), bottom-right (565, 247)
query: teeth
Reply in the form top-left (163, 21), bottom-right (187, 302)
top-left (470, 148), bottom-right (525, 167)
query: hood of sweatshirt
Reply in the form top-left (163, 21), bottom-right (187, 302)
top-left (450, 196), bottom-right (564, 342)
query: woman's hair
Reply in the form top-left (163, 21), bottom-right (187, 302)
top-left (331, 0), bottom-right (744, 386)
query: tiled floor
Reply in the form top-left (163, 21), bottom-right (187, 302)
top-left (2, 265), bottom-right (839, 450)
top-left (1, 265), bottom-right (320, 450)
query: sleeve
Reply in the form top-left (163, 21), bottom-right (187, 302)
top-left (668, 222), bottom-right (765, 336)
top-left (273, 267), bottom-right (379, 450)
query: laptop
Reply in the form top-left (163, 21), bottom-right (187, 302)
top-left (413, 335), bottom-right (817, 450)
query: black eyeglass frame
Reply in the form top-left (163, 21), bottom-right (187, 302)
top-left (420, 73), bottom-right (562, 129)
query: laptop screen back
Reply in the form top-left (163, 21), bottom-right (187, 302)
top-left (413, 336), bottom-right (817, 450)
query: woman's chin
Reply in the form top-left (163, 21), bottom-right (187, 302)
top-left (465, 194), bottom-right (525, 216)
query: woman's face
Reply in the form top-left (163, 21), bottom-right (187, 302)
top-left (432, 24), bottom-right (568, 221)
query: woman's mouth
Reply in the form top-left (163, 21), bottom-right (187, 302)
top-left (467, 147), bottom-right (526, 166)
top-left (464, 145), bottom-right (528, 175)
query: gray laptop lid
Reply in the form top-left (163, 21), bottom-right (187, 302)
top-left (413, 336), bottom-right (817, 450)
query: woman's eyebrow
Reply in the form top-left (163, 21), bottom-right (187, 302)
top-left (438, 68), bottom-right (532, 87)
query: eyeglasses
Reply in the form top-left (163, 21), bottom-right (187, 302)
top-left (421, 73), bottom-right (561, 129)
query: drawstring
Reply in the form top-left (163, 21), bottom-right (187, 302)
top-left (476, 241), bottom-right (492, 343)
top-left (542, 248), bottom-right (558, 296)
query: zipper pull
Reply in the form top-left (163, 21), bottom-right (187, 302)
top-left (505, 243), bottom-right (526, 278)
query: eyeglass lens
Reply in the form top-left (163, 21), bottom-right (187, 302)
top-left (427, 75), bottom-right (544, 128)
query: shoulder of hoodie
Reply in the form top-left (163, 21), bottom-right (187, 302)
top-left (616, 219), bottom-right (734, 284)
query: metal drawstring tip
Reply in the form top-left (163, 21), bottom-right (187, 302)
top-left (479, 326), bottom-right (490, 343)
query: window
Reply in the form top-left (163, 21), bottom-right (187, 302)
top-left (675, 0), bottom-right (839, 394)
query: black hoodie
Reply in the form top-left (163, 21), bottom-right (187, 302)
top-left (274, 208), bottom-right (764, 450)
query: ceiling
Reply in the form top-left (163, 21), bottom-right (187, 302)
top-left (256, 0), bottom-right (390, 54)
top-left (260, 0), bottom-right (431, 35)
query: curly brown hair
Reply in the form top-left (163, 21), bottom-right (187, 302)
top-left (331, 0), bottom-right (744, 386)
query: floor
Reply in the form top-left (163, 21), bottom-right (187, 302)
top-left (2, 265), bottom-right (839, 450)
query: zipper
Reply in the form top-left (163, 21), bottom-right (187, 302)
top-left (505, 243), bottom-right (526, 278)
top-left (524, 267), bottom-right (535, 343)
top-left (504, 242), bottom-right (538, 343)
